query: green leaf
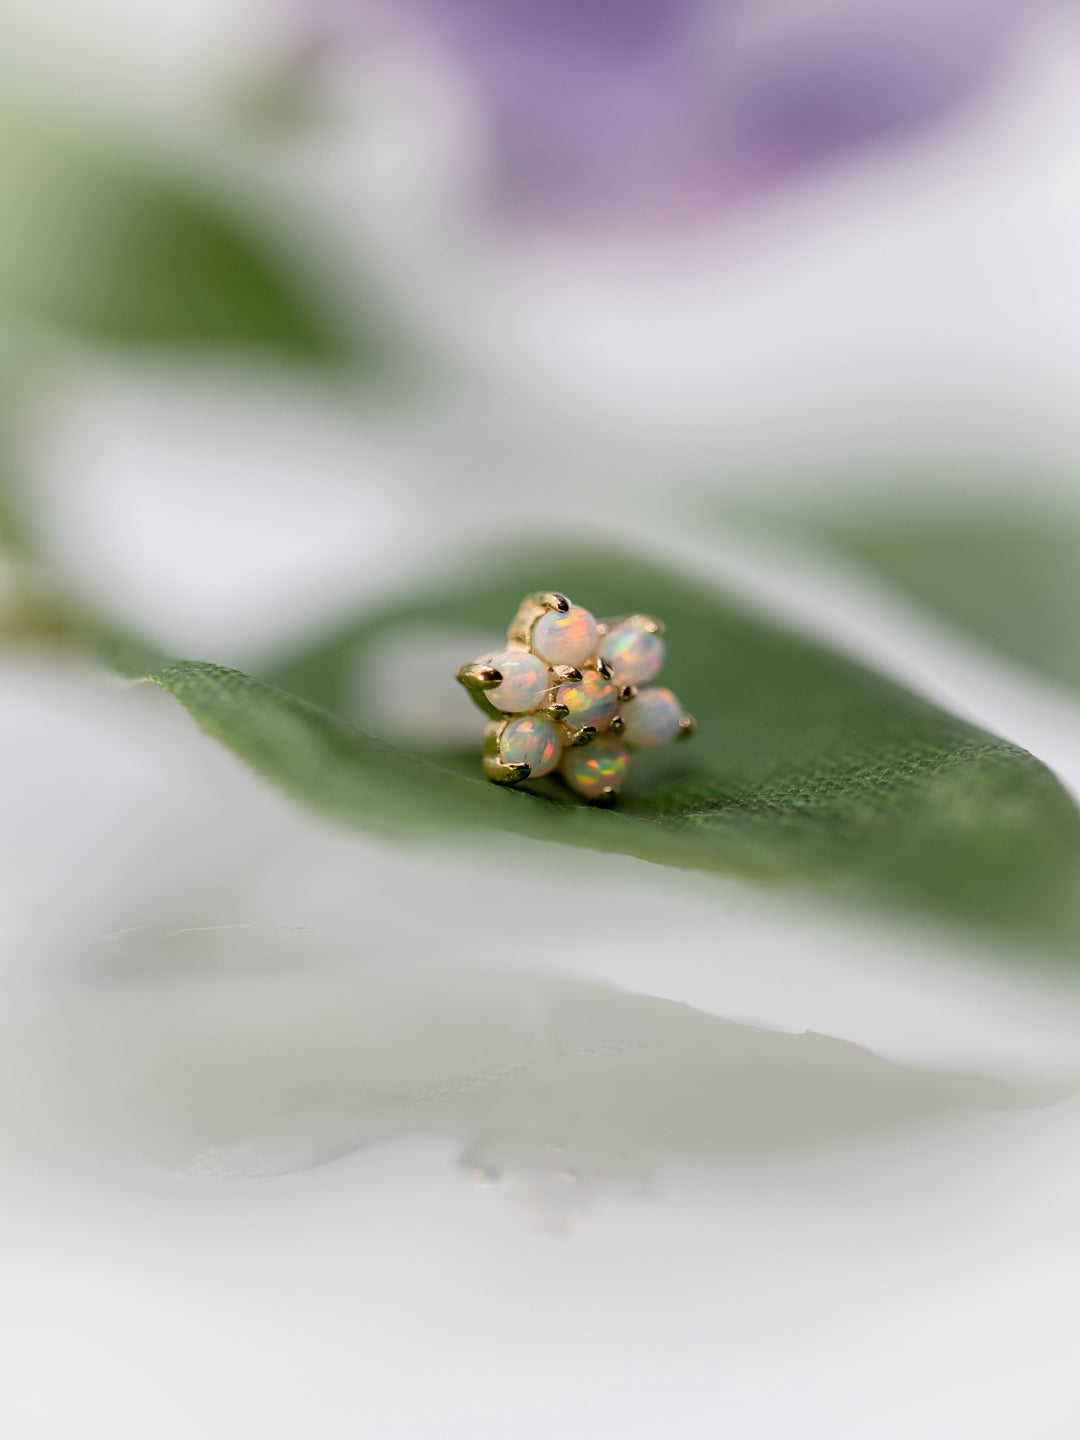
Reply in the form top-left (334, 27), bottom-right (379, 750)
top-left (0, 354), bottom-right (43, 561)
top-left (0, 124), bottom-right (347, 359)
top-left (133, 548), bottom-right (1080, 951)
top-left (0, 426), bottom-right (30, 560)
top-left (798, 505), bottom-right (1080, 691)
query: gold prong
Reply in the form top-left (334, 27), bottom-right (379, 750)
top-left (596, 657), bottom-right (613, 680)
top-left (551, 664), bottom-right (582, 683)
top-left (609, 715), bottom-right (625, 736)
top-left (619, 684), bottom-right (638, 702)
top-left (456, 661), bottom-right (502, 691)
top-left (677, 714), bottom-right (697, 741)
top-left (508, 592), bottom-right (570, 647)
top-left (596, 785), bottom-right (617, 804)
top-left (541, 702), bottom-right (570, 721)
top-left (640, 616), bottom-right (664, 635)
top-left (595, 622), bottom-right (609, 639)
top-left (495, 760), bottom-right (531, 783)
top-left (458, 661), bottom-right (506, 718)
top-left (484, 755), bottom-right (532, 782)
top-left (566, 725), bottom-right (598, 748)
top-left (482, 720), bottom-right (531, 782)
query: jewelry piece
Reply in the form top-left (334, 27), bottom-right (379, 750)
top-left (456, 592), bottom-right (695, 801)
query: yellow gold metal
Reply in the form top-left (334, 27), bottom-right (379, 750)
top-left (566, 724), bottom-right (599, 748)
top-left (551, 664), bottom-right (582, 682)
top-left (457, 661), bottom-right (507, 719)
top-left (619, 684), bottom-right (638, 702)
top-left (540, 702), bottom-right (571, 721)
top-left (595, 656), bottom-right (613, 681)
top-left (482, 720), bottom-right (532, 784)
top-left (456, 660), bottom-right (502, 690)
top-left (676, 715), bottom-right (697, 741)
top-left (508, 591), bottom-right (572, 647)
top-left (490, 760), bottom-right (531, 783)
top-left (609, 715), bottom-right (625, 736)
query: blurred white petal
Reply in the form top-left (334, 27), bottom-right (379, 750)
top-left (24, 365), bottom-right (424, 658)
top-left (6, 961), bottom-right (1062, 1183)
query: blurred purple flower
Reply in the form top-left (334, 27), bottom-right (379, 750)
top-left (313, 0), bottom-right (1032, 224)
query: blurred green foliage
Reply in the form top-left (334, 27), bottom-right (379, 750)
top-left (120, 549), bottom-right (1080, 952)
top-left (0, 123), bottom-right (346, 358)
top-left (0, 428), bottom-right (30, 559)
top-left (810, 507), bottom-right (1080, 691)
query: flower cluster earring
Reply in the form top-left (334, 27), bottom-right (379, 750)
top-left (456, 592), bottom-right (694, 801)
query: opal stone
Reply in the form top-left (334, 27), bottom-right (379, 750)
top-left (560, 738), bottom-right (632, 799)
top-left (487, 649), bottom-right (551, 713)
top-left (499, 715), bottom-right (561, 777)
top-left (621, 686), bottom-right (682, 748)
top-left (556, 670), bottom-right (619, 732)
top-left (532, 606), bottom-right (598, 666)
top-left (600, 620), bottom-right (664, 687)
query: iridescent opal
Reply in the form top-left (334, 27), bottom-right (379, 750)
top-left (621, 686), bottom-right (682, 747)
top-left (556, 670), bottom-right (619, 732)
top-left (532, 606), bottom-right (598, 666)
top-left (499, 715), bottom-right (561, 777)
top-left (487, 649), bottom-right (551, 713)
top-left (560, 738), bottom-right (631, 799)
top-left (600, 620), bottom-right (664, 687)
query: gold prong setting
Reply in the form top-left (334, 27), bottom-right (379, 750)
top-left (539, 592), bottom-right (571, 613)
top-left (566, 724), bottom-right (600, 748)
top-left (456, 661), bottom-right (503, 690)
top-left (460, 594), bottom-right (694, 800)
top-left (483, 716), bottom-right (561, 782)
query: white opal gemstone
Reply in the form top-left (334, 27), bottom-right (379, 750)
top-left (621, 686), bottom-right (682, 748)
top-left (498, 715), bottom-right (561, 777)
top-left (561, 738), bottom-right (632, 799)
top-left (532, 606), bottom-right (599, 666)
top-left (556, 670), bottom-right (619, 732)
top-left (600, 619), bottom-right (664, 687)
top-left (486, 649), bottom-right (551, 713)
